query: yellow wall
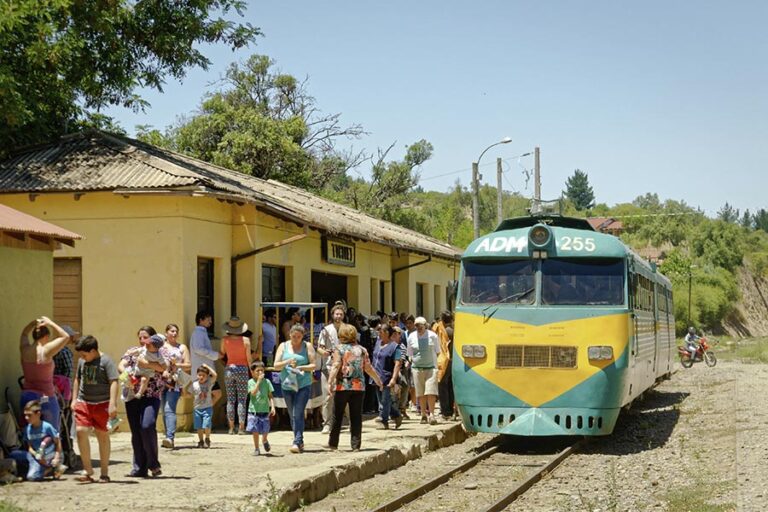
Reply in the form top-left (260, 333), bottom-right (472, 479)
top-left (0, 246), bottom-right (54, 411)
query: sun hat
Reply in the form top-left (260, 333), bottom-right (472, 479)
top-left (223, 316), bottom-right (248, 335)
top-left (414, 316), bottom-right (428, 326)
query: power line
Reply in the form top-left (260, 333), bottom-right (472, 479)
top-left (420, 153), bottom-right (533, 182)
top-left (609, 212), bottom-right (698, 219)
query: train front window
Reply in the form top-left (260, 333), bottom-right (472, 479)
top-left (541, 258), bottom-right (625, 306)
top-left (461, 260), bottom-right (535, 305)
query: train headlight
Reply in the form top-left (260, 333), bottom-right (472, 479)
top-left (588, 346), bottom-right (614, 360)
top-left (462, 345), bottom-right (486, 358)
top-left (529, 224), bottom-right (552, 248)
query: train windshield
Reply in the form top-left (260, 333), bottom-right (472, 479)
top-left (541, 258), bottom-right (625, 306)
top-left (461, 260), bottom-right (535, 305)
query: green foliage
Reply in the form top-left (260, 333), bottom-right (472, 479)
top-left (619, 198), bottom-right (704, 248)
top-left (741, 209), bottom-right (753, 229)
top-left (327, 140), bottom-right (433, 228)
top-left (690, 219), bottom-right (744, 272)
top-left (142, 55), bottom-right (364, 190)
top-left (754, 209), bottom-right (768, 233)
top-left (0, 0), bottom-right (260, 154)
top-left (729, 338), bottom-right (768, 364)
top-left (0, 502), bottom-right (26, 512)
top-left (663, 481), bottom-right (735, 512)
top-left (717, 202), bottom-right (739, 223)
top-left (563, 169), bottom-right (595, 211)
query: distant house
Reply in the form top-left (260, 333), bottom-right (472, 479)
top-left (587, 217), bottom-right (624, 236)
top-left (0, 204), bottom-right (80, 410)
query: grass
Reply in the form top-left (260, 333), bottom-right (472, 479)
top-left (0, 501), bottom-right (26, 512)
top-left (711, 337), bottom-right (768, 363)
top-left (664, 480), bottom-right (736, 512)
top-left (250, 474), bottom-right (290, 512)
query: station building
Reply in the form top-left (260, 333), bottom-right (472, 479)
top-left (0, 131), bottom-right (461, 361)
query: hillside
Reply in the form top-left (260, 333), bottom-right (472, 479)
top-left (723, 267), bottom-right (768, 337)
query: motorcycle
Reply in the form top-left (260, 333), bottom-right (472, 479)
top-left (678, 337), bottom-right (717, 368)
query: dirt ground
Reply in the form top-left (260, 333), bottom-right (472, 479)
top-left (2, 358), bottom-right (767, 511)
top-left (0, 410), bottom-right (461, 512)
top-left (304, 358), bottom-right (768, 512)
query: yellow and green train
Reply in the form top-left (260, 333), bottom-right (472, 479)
top-left (453, 214), bottom-right (675, 436)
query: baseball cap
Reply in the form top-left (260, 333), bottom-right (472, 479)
top-left (149, 334), bottom-right (165, 349)
top-left (414, 316), bottom-right (427, 325)
top-left (61, 325), bottom-right (79, 339)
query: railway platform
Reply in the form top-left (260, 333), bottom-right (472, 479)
top-left (1, 414), bottom-right (468, 512)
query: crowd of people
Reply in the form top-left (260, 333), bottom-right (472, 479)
top-left (6, 303), bottom-right (456, 482)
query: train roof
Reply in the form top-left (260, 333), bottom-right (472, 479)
top-left (494, 214), bottom-right (595, 232)
top-left (464, 214), bottom-right (673, 286)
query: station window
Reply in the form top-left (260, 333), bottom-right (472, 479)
top-left (262, 265), bottom-right (285, 302)
top-left (416, 283), bottom-right (425, 317)
top-left (197, 258), bottom-right (215, 332)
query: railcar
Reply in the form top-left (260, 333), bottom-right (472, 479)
top-left (453, 214), bottom-right (675, 436)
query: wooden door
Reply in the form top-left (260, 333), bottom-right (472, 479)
top-left (53, 258), bottom-right (82, 333)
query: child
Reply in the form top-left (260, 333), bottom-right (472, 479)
top-left (21, 400), bottom-right (65, 481)
top-left (135, 334), bottom-right (165, 399)
top-left (187, 364), bottom-right (217, 448)
top-left (71, 335), bottom-right (119, 483)
top-left (246, 361), bottom-right (276, 456)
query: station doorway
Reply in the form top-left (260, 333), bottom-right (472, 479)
top-left (311, 271), bottom-right (347, 306)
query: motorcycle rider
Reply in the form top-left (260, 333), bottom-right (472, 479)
top-left (684, 326), bottom-right (700, 360)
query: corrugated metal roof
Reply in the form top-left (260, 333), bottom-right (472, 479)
top-left (0, 203), bottom-right (81, 241)
top-left (0, 131), bottom-right (460, 260)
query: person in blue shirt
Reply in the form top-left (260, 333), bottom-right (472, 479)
top-left (372, 325), bottom-right (403, 429)
top-left (20, 400), bottom-right (65, 480)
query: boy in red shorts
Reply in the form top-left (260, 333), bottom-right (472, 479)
top-left (71, 335), bottom-right (119, 483)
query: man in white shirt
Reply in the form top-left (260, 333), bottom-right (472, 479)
top-left (317, 304), bottom-right (345, 434)
top-left (406, 316), bottom-right (440, 425)
top-left (189, 311), bottom-right (221, 406)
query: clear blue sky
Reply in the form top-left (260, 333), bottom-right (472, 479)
top-left (108, 1), bottom-right (768, 217)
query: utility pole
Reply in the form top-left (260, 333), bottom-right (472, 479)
top-left (496, 157), bottom-right (503, 226)
top-left (534, 146), bottom-right (541, 203)
top-left (472, 162), bottom-right (480, 239)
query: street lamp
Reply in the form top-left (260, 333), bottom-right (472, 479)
top-left (472, 137), bottom-right (512, 238)
top-left (688, 264), bottom-right (698, 324)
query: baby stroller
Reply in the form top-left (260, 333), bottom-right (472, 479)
top-left (53, 376), bottom-right (78, 470)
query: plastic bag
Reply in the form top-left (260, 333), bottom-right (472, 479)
top-left (282, 371), bottom-right (299, 392)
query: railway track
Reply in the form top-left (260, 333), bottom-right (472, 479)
top-left (368, 437), bottom-right (582, 512)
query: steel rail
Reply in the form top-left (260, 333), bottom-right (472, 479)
top-left (481, 439), bottom-right (583, 512)
top-left (367, 445), bottom-right (500, 512)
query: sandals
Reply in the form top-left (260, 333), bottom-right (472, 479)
top-left (76, 472), bottom-right (110, 483)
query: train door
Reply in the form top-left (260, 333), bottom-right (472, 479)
top-left (628, 270), bottom-right (639, 368)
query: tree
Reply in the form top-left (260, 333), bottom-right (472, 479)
top-left (0, 0), bottom-right (260, 154)
top-left (754, 209), bottom-right (768, 233)
top-left (717, 202), bottom-right (740, 223)
top-left (331, 140), bottom-right (434, 228)
top-left (563, 169), bottom-right (595, 211)
top-left (144, 55), bottom-right (365, 189)
top-left (741, 209), bottom-right (754, 229)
